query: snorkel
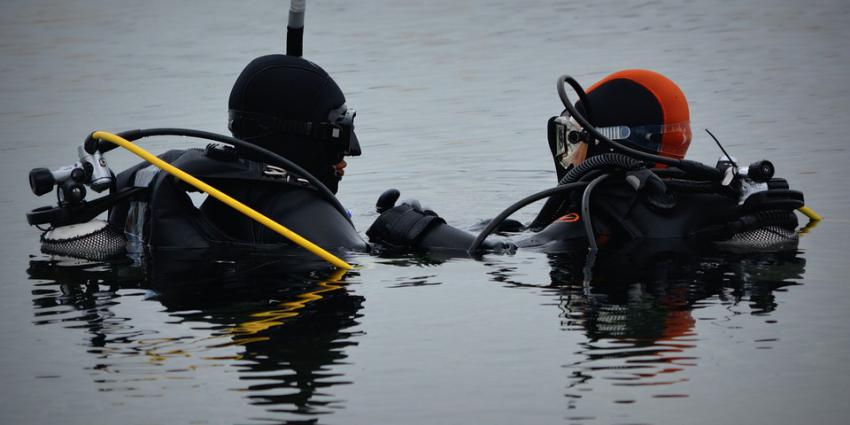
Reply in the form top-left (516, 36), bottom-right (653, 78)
top-left (287, 0), bottom-right (306, 57)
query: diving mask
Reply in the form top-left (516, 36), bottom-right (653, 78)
top-left (228, 103), bottom-right (361, 156)
top-left (327, 103), bottom-right (360, 156)
top-left (553, 116), bottom-right (586, 168)
top-left (553, 115), bottom-right (692, 167)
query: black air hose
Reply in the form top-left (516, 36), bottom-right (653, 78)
top-left (582, 174), bottom-right (611, 252)
top-left (559, 153), bottom-right (644, 184)
top-left (733, 209), bottom-right (799, 232)
top-left (468, 182), bottom-right (590, 253)
top-left (84, 128), bottom-right (352, 224)
top-left (693, 209), bottom-right (799, 240)
top-left (530, 153), bottom-right (645, 231)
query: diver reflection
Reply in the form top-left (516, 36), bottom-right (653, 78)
top-left (27, 251), bottom-right (363, 422)
top-left (557, 245), bottom-right (804, 403)
top-left (492, 241), bottom-right (806, 406)
top-left (28, 258), bottom-right (146, 354)
top-left (153, 256), bottom-right (364, 417)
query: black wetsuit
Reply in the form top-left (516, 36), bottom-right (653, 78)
top-left (515, 179), bottom-right (740, 251)
top-left (108, 148), bottom-right (367, 254)
top-left (200, 184), bottom-right (366, 251)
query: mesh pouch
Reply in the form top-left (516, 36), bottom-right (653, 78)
top-left (41, 219), bottom-right (126, 261)
top-left (714, 225), bottom-right (798, 252)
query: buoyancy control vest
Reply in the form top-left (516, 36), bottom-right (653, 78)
top-left (516, 177), bottom-right (799, 252)
top-left (369, 154), bottom-right (806, 255)
top-left (107, 147), bottom-right (367, 253)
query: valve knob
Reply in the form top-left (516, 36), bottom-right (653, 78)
top-left (747, 160), bottom-right (774, 182)
top-left (29, 168), bottom-right (55, 196)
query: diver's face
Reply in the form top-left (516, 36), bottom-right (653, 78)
top-left (568, 143), bottom-right (588, 167)
top-left (333, 159), bottom-right (347, 178)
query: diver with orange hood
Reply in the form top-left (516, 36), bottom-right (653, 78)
top-left (367, 70), bottom-right (813, 255)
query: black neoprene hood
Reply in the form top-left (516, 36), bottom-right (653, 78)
top-left (229, 54), bottom-right (345, 122)
top-left (228, 54), bottom-right (354, 193)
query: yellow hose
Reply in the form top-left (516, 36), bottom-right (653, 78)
top-left (92, 131), bottom-right (353, 270)
top-left (798, 206), bottom-right (822, 222)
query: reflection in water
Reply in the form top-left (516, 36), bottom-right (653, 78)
top-left (491, 241), bottom-right (806, 409)
top-left (27, 252), bottom-right (363, 423)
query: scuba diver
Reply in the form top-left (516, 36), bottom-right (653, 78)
top-left (176, 53), bottom-right (366, 251)
top-left (25, 3), bottom-right (368, 266)
top-left (367, 69), bottom-right (815, 255)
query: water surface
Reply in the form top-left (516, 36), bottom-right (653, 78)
top-left (2, 1), bottom-right (850, 424)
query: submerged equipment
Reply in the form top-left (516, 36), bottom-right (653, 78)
top-left (27, 129), bottom-right (354, 269)
top-left (469, 73), bottom-right (820, 254)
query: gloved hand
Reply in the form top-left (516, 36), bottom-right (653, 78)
top-left (367, 189), bottom-right (446, 249)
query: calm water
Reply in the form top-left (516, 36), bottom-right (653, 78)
top-left (2, 0), bottom-right (850, 424)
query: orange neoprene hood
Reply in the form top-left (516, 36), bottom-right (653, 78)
top-left (579, 69), bottom-right (692, 160)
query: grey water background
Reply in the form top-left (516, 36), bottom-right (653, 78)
top-left (2, 0), bottom-right (850, 424)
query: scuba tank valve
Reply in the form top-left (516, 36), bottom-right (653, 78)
top-left (29, 143), bottom-right (115, 199)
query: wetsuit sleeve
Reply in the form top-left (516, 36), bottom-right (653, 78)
top-left (367, 204), bottom-right (512, 253)
top-left (418, 221), bottom-right (504, 252)
top-left (515, 211), bottom-right (590, 249)
top-left (366, 203), bottom-right (446, 249)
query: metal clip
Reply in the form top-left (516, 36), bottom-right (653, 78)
top-left (264, 165), bottom-right (289, 178)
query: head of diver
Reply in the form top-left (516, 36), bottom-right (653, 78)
top-left (547, 69), bottom-right (692, 175)
top-left (227, 54), bottom-right (361, 194)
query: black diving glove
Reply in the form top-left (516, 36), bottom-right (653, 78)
top-left (367, 189), bottom-right (446, 249)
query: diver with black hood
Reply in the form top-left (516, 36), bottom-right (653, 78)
top-left (202, 53), bottom-right (366, 250)
top-left (96, 54), bottom-right (368, 255)
top-left (367, 70), bottom-right (817, 255)
top-left (25, 1), bottom-right (367, 266)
